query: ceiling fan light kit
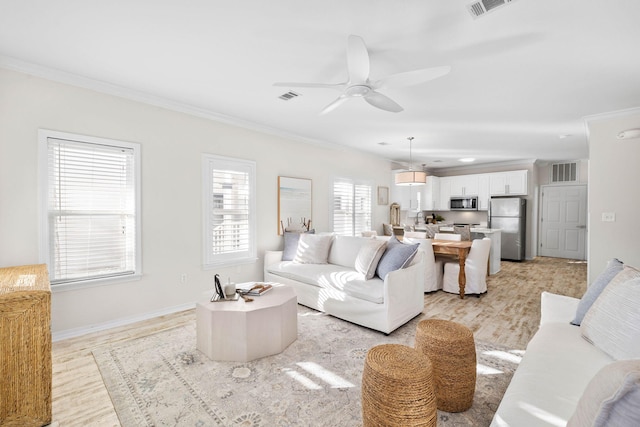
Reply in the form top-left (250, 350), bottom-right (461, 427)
top-left (274, 35), bottom-right (451, 115)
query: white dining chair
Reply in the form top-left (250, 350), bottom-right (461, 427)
top-left (434, 233), bottom-right (462, 241)
top-left (404, 231), bottom-right (428, 239)
top-left (402, 237), bottom-right (443, 292)
top-left (442, 238), bottom-right (491, 296)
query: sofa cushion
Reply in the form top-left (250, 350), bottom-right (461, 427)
top-left (354, 239), bottom-right (387, 280)
top-left (376, 236), bottom-right (419, 279)
top-left (581, 269), bottom-right (640, 360)
top-left (327, 235), bottom-right (369, 268)
top-left (266, 261), bottom-right (385, 304)
top-left (567, 359), bottom-right (640, 427)
top-left (282, 229), bottom-right (315, 261)
top-left (293, 233), bottom-right (334, 264)
top-left (571, 258), bottom-right (624, 325)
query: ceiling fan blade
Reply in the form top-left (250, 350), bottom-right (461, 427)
top-left (372, 65), bottom-right (451, 90)
top-left (273, 82), bottom-right (343, 91)
top-left (320, 95), bottom-right (350, 115)
top-left (346, 35), bottom-right (370, 84)
top-left (363, 91), bottom-right (403, 113)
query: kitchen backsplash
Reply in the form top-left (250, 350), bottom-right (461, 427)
top-left (402, 210), bottom-right (489, 226)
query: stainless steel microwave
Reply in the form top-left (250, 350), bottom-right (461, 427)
top-left (450, 196), bottom-right (478, 211)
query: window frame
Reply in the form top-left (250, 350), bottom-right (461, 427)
top-left (331, 177), bottom-right (373, 237)
top-left (38, 129), bottom-right (142, 291)
top-left (202, 153), bottom-right (257, 269)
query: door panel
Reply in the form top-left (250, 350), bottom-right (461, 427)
top-left (540, 185), bottom-right (587, 260)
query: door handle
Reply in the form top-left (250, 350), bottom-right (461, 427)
top-left (577, 225), bottom-right (586, 229)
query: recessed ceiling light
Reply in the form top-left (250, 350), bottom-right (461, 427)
top-left (559, 134), bottom-right (572, 139)
top-left (432, 160), bottom-right (443, 163)
top-left (378, 141), bottom-right (391, 146)
top-left (459, 158), bottom-right (475, 163)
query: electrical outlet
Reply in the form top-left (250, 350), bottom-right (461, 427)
top-left (601, 212), bottom-right (616, 222)
top-left (180, 273), bottom-right (188, 284)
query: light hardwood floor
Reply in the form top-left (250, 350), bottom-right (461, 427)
top-left (51, 257), bottom-right (586, 426)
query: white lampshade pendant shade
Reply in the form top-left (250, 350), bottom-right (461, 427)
top-left (395, 170), bottom-right (427, 185)
top-left (395, 136), bottom-right (426, 186)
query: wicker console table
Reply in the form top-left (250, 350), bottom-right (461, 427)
top-left (0, 264), bottom-right (52, 426)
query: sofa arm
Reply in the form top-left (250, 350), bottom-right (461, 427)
top-left (264, 250), bottom-right (283, 277)
top-left (384, 250), bottom-right (426, 318)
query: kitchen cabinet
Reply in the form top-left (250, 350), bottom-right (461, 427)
top-left (490, 170), bottom-right (528, 196)
top-left (450, 174), bottom-right (479, 196)
top-left (438, 177), bottom-right (451, 211)
top-left (421, 176), bottom-right (440, 210)
top-left (478, 174), bottom-right (490, 210)
top-left (391, 179), bottom-right (421, 211)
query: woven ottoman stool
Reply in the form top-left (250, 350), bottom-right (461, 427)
top-left (415, 319), bottom-right (476, 412)
top-left (362, 344), bottom-right (437, 427)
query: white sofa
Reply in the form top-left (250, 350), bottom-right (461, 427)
top-left (264, 235), bottom-right (426, 334)
top-left (491, 292), bottom-right (614, 426)
top-left (492, 266), bottom-right (640, 427)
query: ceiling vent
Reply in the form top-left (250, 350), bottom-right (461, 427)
top-left (551, 162), bottom-right (578, 183)
top-left (278, 91), bottom-right (300, 101)
top-left (467, 0), bottom-right (518, 19)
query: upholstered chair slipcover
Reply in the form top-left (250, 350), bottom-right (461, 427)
top-left (434, 233), bottom-right (462, 241)
top-left (442, 238), bottom-right (491, 296)
top-left (402, 237), bottom-right (443, 292)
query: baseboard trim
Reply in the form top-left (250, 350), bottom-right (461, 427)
top-left (52, 302), bottom-right (196, 342)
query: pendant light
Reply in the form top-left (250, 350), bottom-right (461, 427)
top-left (395, 137), bottom-right (427, 186)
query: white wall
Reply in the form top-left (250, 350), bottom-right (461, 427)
top-left (587, 109), bottom-right (640, 282)
top-left (0, 68), bottom-right (392, 336)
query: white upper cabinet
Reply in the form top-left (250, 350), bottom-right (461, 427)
top-left (438, 177), bottom-right (451, 210)
top-left (422, 176), bottom-right (440, 210)
top-left (478, 174), bottom-right (490, 210)
top-left (450, 174), bottom-right (479, 196)
top-left (489, 170), bottom-right (528, 196)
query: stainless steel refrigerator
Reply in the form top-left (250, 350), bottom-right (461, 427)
top-left (489, 197), bottom-right (526, 261)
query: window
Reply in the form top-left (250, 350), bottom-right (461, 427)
top-left (332, 178), bottom-right (372, 236)
top-left (38, 130), bottom-right (141, 288)
top-left (202, 154), bottom-right (256, 267)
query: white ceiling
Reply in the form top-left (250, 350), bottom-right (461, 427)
top-left (1, 0), bottom-right (639, 170)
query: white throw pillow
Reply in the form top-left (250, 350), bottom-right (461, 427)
top-left (293, 233), bottom-right (334, 264)
top-left (581, 266), bottom-right (640, 360)
top-left (567, 359), bottom-right (640, 427)
top-left (354, 239), bottom-right (387, 280)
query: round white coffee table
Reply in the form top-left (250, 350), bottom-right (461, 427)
top-left (196, 283), bottom-right (297, 362)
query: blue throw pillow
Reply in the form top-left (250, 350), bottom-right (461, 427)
top-left (376, 235), bottom-right (420, 280)
top-left (571, 258), bottom-right (624, 326)
top-left (282, 230), bottom-right (315, 261)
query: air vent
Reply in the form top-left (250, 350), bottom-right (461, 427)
top-left (278, 91), bottom-right (300, 101)
top-left (551, 162), bottom-right (578, 183)
top-left (467, 0), bottom-right (517, 19)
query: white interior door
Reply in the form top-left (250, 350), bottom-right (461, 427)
top-left (540, 185), bottom-right (587, 259)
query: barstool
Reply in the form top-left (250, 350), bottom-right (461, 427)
top-left (415, 319), bottom-right (476, 412)
top-left (361, 344), bottom-right (437, 426)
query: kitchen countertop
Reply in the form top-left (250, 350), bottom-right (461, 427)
top-left (416, 226), bottom-right (501, 233)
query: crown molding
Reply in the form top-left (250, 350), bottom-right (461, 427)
top-left (583, 106), bottom-right (640, 123)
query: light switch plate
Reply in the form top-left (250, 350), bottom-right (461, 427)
top-left (601, 212), bottom-right (616, 222)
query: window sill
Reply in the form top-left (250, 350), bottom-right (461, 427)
top-left (51, 273), bottom-right (142, 293)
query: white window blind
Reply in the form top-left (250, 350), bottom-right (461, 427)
top-left (203, 154), bottom-right (256, 267)
top-left (42, 134), bottom-right (140, 285)
top-left (332, 178), bottom-right (372, 236)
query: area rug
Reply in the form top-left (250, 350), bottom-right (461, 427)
top-left (93, 307), bottom-right (523, 426)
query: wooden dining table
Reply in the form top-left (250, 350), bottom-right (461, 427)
top-left (431, 239), bottom-right (473, 299)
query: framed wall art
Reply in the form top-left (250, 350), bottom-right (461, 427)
top-left (377, 186), bottom-right (389, 205)
top-left (278, 176), bottom-right (312, 234)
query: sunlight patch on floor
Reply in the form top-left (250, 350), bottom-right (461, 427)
top-left (477, 363), bottom-right (503, 375)
top-left (483, 350), bottom-right (523, 364)
top-left (282, 367), bottom-right (322, 390)
top-left (297, 361), bottom-right (355, 388)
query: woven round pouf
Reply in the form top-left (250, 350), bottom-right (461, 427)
top-left (415, 319), bottom-right (476, 413)
top-left (362, 344), bottom-right (437, 427)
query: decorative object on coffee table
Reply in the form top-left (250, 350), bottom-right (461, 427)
top-left (362, 344), bottom-right (437, 427)
top-left (415, 319), bottom-right (476, 412)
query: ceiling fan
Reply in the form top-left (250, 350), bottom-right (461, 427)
top-left (274, 34), bottom-right (451, 114)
